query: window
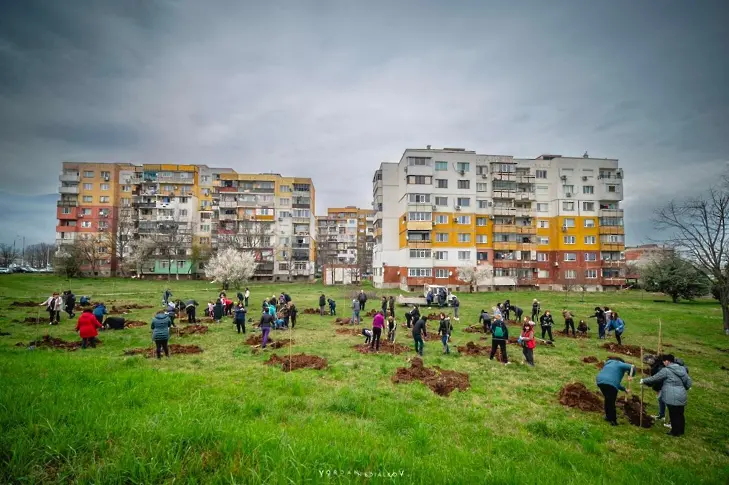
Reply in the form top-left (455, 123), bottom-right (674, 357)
top-left (455, 215), bottom-right (471, 224)
top-left (476, 183), bottom-right (487, 192)
top-left (607, 185), bottom-right (617, 193)
top-left (408, 212), bottom-right (432, 221)
top-left (435, 161), bottom-right (448, 171)
top-left (83, 171), bottom-right (94, 178)
top-left (122, 185), bottom-right (131, 192)
top-left (583, 185), bottom-right (594, 194)
top-left (435, 269), bottom-right (449, 278)
top-left (458, 180), bottom-right (470, 190)
top-left (279, 198), bottom-right (290, 206)
top-left (585, 269), bottom-right (598, 279)
top-left (200, 224), bottom-right (211, 232)
top-left (435, 215), bottom-right (448, 224)
top-left (584, 218), bottom-right (595, 228)
top-left (537, 252), bottom-right (549, 262)
top-left (563, 185), bottom-right (574, 194)
top-left (457, 233), bottom-right (471, 243)
top-left (99, 196), bottom-right (109, 203)
top-left (564, 236), bottom-right (576, 244)
top-left (538, 236), bottom-right (549, 245)
top-left (61, 207), bottom-right (71, 215)
top-left (409, 193), bottom-right (431, 203)
top-left (583, 202), bottom-right (595, 211)
top-left (458, 251), bottom-right (471, 260)
top-left (538, 269), bottom-right (550, 278)
top-left (83, 183), bottom-right (93, 190)
top-left (563, 218), bottom-right (575, 228)
top-left (83, 196), bottom-right (93, 203)
top-left (408, 157), bottom-right (431, 166)
top-left (435, 196), bottom-right (448, 206)
top-left (477, 200), bottom-right (489, 209)
top-left (407, 175), bottom-right (432, 185)
top-left (100, 171), bottom-right (110, 179)
top-left (476, 235), bottom-right (488, 244)
top-left (81, 221), bottom-right (92, 228)
top-left (408, 268), bottom-right (432, 277)
top-left (456, 162), bottom-right (470, 173)
top-left (538, 219), bottom-right (549, 228)
top-left (536, 170), bottom-right (547, 179)
top-left (476, 217), bottom-right (487, 226)
top-left (584, 235), bottom-right (596, 244)
top-left (456, 197), bottom-right (470, 207)
top-left (536, 184), bottom-right (548, 194)
top-left (82, 208), bottom-right (92, 215)
top-left (564, 270), bottom-right (577, 279)
top-left (179, 209), bottom-right (188, 217)
top-left (436, 233), bottom-right (449, 242)
top-left (477, 251), bottom-right (488, 261)
top-left (564, 253), bottom-right (577, 261)
top-left (280, 185), bottom-right (291, 192)
top-left (98, 221), bottom-right (108, 229)
top-left (537, 203), bottom-right (548, 212)
top-left (101, 184), bottom-right (109, 191)
top-left (562, 201), bottom-right (575, 211)
top-left (584, 252), bottom-right (597, 261)
top-left (410, 249), bottom-right (431, 259)
top-left (434, 251), bottom-right (448, 260)
top-left (436, 178), bottom-right (448, 189)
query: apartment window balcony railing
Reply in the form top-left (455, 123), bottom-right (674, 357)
top-left (219, 200), bottom-right (237, 209)
top-left (59, 185), bottom-right (79, 194)
top-left (57, 200), bottom-right (78, 207)
top-left (59, 173), bottom-right (80, 183)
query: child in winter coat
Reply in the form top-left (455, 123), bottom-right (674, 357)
top-left (75, 308), bottom-right (102, 349)
top-left (519, 318), bottom-right (536, 366)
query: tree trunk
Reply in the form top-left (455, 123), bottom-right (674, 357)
top-left (721, 289), bottom-right (729, 335)
top-left (671, 294), bottom-right (679, 303)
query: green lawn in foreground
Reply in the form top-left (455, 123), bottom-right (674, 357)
top-left (0, 275), bottom-right (728, 484)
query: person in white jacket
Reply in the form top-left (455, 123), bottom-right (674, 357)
top-left (40, 292), bottom-right (63, 325)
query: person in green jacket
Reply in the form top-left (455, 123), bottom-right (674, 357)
top-left (596, 357), bottom-right (635, 426)
top-left (641, 354), bottom-right (693, 437)
top-left (151, 311), bottom-right (173, 359)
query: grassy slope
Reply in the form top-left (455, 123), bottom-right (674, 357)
top-left (0, 275), bottom-right (728, 484)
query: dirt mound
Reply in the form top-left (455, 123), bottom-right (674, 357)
top-left (463, 325), bottom-right (484, 333)
top-left (426, 313), bottom-right (441, 321)
top-left (457, 341), bottom-right (491, 356)
top-left (124, 320), bottom-right (147, 328)
top-left (582, 356), bottom-right (599, 364)
top-left (557, 330), bottom-right (589, 339)
top-left (9, 301), bottom-right (37, 307)
top-left (265, 353), bottom-right (327, 371)
top-left (392, 357), bottom-right (470, 396)
top-left (110, 303), bottom-right (154, 313)
top-left (269, 339), bottom-right (294, 349)
top-left (302, 308), bottom-right (320, 315)
top-left (176, 324), bottom-right (209, 336)
top-left (602, 343), bottom-right (654, 356)
top-left (23, 335), bottom-right (101, 352)
top-left (365, 309), bottom-right (378, 317)
top-left (123, 344), bottom-right (202, 358)
top-left (558, 382), bottom-right (603, 412)
top-left (336, 328), bottom-right (361, 336)
top-left (245, 334), bottom-right (271, 346)
top-left (353, 343), bottom-right (411, 354)
top-left (334, 317), bottom-right (352, 325)
top-left (618, 395), bottom-right (654, 428)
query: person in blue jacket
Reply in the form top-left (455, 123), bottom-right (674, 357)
top-left (92, 302), bottom-right (107, 326)
top-left (596, 357), bottom-right (635, 426)
top-left (606, 312), bottom-right (626, 345)
top-left (163, 288), bottom-right (172, 306)
top-left (234, 304), bottom-right (247, 334)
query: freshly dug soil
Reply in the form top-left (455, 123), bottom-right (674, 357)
top-left (617, 395), bottom-right (654, 428)
top-left (268, 339), bottom-right (294, 349)
top-left (558, 382), bottom-right (603, 412)
top-left (463, 325), bottom-right (484, 333)
top-left (123, 344), bottom-right (202, 358)
top-left (457, 341), bottom-right (491, 356)
top-left (426, 313), bottom-right (441, 321)
top-left (176, 324), bottom-right (209, 336)
top-left (602, 343), bottom-right (654, 356)
top-left (336, 328), bottom-right (361, 336)
top-left (124, 320), bottom-right (147, 328)
top-left (392, 357), bottom-right (470, 397)
top-left (582, 356), bottom-right (599, 364)
top-left (302, 308), bottom-right (320, 314)
top-left (557, 330), bottom-right (589, 339)
top-left (23, 335), bottom-right (102, 352)
top-left (364, 309), bottom-right (378, 317)
top-left (245, 334), bottom-right (271, 346)
top-left (9, 301), bottom-right (37, 307)
top-left (334, 317), bottom-right (352, 325)
top-left (110, 304), bottom-right (154, 313)
top-left (353, 343), bottom-right (411, 354)
top-left (265, 353), bottom-right (328, 371)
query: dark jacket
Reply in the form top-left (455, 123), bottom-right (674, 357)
top-left (328, 299), bottom-right (336, 308)
top-left (438, 318), bottom-right (452, 336)
top-left (412, 318), bottom-right (427, 337)
top-left (540, 314), bottom-right (554, 327)
top-left (260, 312), bottom-right (274, 328)
top-left (65, 294), bottom-right (76, 310)
top-left (590, 309), bottom-right (606, 325)
top-left (319, 295), bottom-right (326, 307)
top-left (388, 298), bottom-right (395, 310)
top-left (185, 300), bottom-right (198, 309)
top-left (237, 292), bottom-right (244, 301)
top-left (410, 308), bottom-right (421, 322)
top-left (151, 313), bottom-right (172, 340)
top-left (358, 292), bottom-right (367, 304)
top-left (284, 293), bottom-right (291, 303)
top-left (234, 307), bottom-right (247, 322)
top-left (452, 297), bottom-right (459, 308)
top-left (491, 320), bottom-right (509, 340)
top-left (213, 302), bottom-right (224, 320)
top-left (532, 302), bottom-right (539, 314)
top-left (479, 311), bottom-right (491, 324)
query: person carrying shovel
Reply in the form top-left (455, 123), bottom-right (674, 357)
top-left (596, 357), bottom-right (635, 426)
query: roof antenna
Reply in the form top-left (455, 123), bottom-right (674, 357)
top-left (583, 151), bottom-right (589, 158)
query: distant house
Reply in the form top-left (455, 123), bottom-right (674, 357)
top-left (624, 244), bottom-right (673, 282)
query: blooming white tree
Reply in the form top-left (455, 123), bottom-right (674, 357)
top-left (457, 266), bottom-right (491, 293)
top-left (204, 248), bottom-right (257, 288)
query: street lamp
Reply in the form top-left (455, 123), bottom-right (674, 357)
top-left (12, 235), bottom-right (25, 266)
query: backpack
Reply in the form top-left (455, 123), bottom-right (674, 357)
top-left (493, 323), bottom-right (504, 338)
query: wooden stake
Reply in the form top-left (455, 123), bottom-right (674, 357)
top-left (640, 345), bottom-right (644, 428)
top-left (657, 319), bottom-right (663, 355)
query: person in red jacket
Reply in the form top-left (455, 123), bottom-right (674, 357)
top-left (520, 317), bottom-right (536, 367)
top-left (75, 308), bottom-right (102, 349)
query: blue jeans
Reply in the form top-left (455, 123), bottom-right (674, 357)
top-left (441, 334), bottom-right (450, 353)
top-left (658, 396), bottom-right (666, 418)
top-left (352, 310), bottom-right (360, 324)
top-left (598, 322), bottom-right (606, 339)
top-left (454, 307), bottom-right (459, 318)
top-left (413, 335), bottom-right (424, 355)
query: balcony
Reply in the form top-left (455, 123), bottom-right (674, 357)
top-left (493, 224), bottom-right (517, 234)
top-left (492, 172), bottom-right (516, 182)
top-left (293, 217), bottom-right (311, 224)
top-left (515, 225), bottom-right (537, 234)
top-left (407, 240), bottom-right (432, 249)
top-left (493, 207), bottom-right (515, 216)
top-left (406, 221), bottom-right (432, 231)
top-left (59, 173), bottom-right (80, 183)
top-left (57, 207), bottom-right (78, 220)
top-left (601, 277), bottom-right (626, 286)
top-left (57, 200), bottom-right (78, 207)
top-left (598, 226), bottom-right (625, 235)
top-left (493, 259), bottom-right (520, 268)
top-left (219, 213), bottom-right (237, 221)
top-left (56, 224), bottom-right (77, 233)
top-left (156, 174), bottom-right (195, 184)
top-left (59, 185), bottom-right (79, 194)
top-left (515, 243), bottom-right (537, 251)
top-left (600, 242), bottom-right (625, 251)
top-left (514, 209), bottom-right (533, 218)
top-left (219, 200), bottom-right (237, 209)
top-left (600, 188), bottom-right (623, 201)
top-left (492, 190), bottom-right (516, 199)
top-left (599, 209), bottom-right (624, 217)
top-left (133, 201), bottom-right (156, 209)
top-left (493, 242), bottom-right (517, 250)
top-left (515, 192), bottom-right (536, 201)
top-left (601, 260), bottom-right (625, 268)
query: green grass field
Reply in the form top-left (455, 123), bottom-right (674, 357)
top-left (1, 275), bottom-right (728, 484)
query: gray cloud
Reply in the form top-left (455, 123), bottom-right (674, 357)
top-left (0, 0), bottom-right (727, 246)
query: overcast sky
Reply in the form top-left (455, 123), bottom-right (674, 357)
top-left (1, 0), bottom-right (727, 247)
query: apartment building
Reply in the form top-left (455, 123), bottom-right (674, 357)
top-left (56, 163), bottom-right (317, 279)
top-left (372, 148), bottom-right (626, 291)
top-left (213, 173), bottom-right (316, 280)
top-left (315, 206), bottom-right (375, 273)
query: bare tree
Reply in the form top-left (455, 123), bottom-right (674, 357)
top-left (78, 234), bottom-right (109, 276)
top-left (155, 221), bottom-right (193, 280)
top-left (25, 243), bottom-right (54, 268)
top-left (126, 237), bottom-right (157, 276)
top-left (54, 242), bottom-right (83, 278)
top-left (0, 243), bottom-right (18, 267)
top-left (654, 179), bottom-right (729, 334)
top-left (188, 243), bottom-right (211, 277)
top-left (111, 210), bottom-right (136, 276)
top-left (457, 266), bottom-right (491, 293)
